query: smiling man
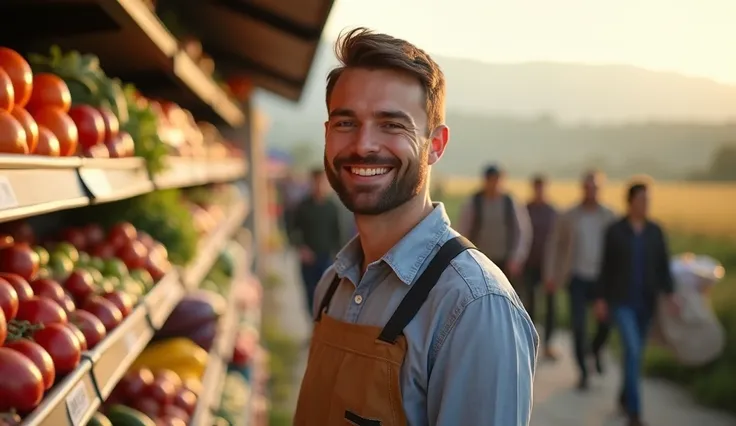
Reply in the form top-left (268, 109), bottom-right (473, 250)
top-left (293, 28), bottom-right (538, 426)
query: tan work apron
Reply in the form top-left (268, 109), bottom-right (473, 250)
top-left (294, 236), bottom-right (474, 426)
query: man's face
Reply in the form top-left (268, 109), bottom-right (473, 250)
top-left (629, 188), bottom-right (649, 217)
top-left (532, 180), bottom-right (545, 199)
top-left (582, 175), bottom-right (599, 201)
top-left (484, 174), bottom-right (501, 192)
top-left (324, 68), bottom-right (448, 215)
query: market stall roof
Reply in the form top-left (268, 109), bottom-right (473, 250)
top-left (174, 0), bottom-right (336, 102)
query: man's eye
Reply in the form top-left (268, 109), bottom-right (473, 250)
top-left (334, 121), bottom-right (355, 128)
top-left (381, 122), bottom-right (403, 129)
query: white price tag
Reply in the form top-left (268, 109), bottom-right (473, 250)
top-left (80, 169), bottom-right (112, 198)
top-left (125, 331), bottom-right (139, 352)
top-left (65, 380), bottom-right (92, 426)
top-left (0, 176), bottom-right (19, 210)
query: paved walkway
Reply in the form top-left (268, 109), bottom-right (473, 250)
top-left (264, 250), bottom-right (736, 426)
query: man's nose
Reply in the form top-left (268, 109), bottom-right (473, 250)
top-left (353, 125), bottom-right (380, 157)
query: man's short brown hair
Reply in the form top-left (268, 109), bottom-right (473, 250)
top-left (325, 27), bottom-right (446, 133)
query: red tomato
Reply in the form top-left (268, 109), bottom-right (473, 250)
top-left (160, 405), bottom-right (189, 423)
top-left (101, 291), bottom-right (133, 318)
top-left (26, 73), bottom-right (71, 114)
top-left (0, 110), bottom-right (28, 154)
top-left (0, 68), bottom-right (14, 112)
top-left (89, 243), bottom-right (116, 260)
top-left (60, 228), bottom-right (87, 251)
top-left (81, 296), bottom-right (122, 331)
top-left (10, 107), bottom-right (38, 153)
top-left (145, 379), bottom-right (176, 406)
top-left (118, 368), bottom-right (154, 400)
top-left (0, 243), bottom-right (39, 280)
top-left (0, 273), bottom-right (33, 301)
top-left (116, 240), bottom-right (148, 270)
top-left (35, 125), bottom-right (60, 157)
top-left (65, 323), bottom-right (87, 351)
top-left (32, 322), bottom-right (82, 376)
top-left (0, 309), bottom-right (5, 346)
top-left (155, 416), bottom-right (186, 426)
top-left (0, 48), bottom-right (33, 108)
top-left (0, 278), bottom-right (19, 320)
top-left (16, 297), bottom-right (67, 325)
top-left (1, 221), bottom-right (34, 246)
top-left (106, 131), bottom-right (134, 158)
top-left (64, 269), bottom-right (96, 305)
top-left (82, 224), bottom-right (105, 247)
top-left (59, 292), bottom-right (76, 315)
top-left (0, 347), bottom-right (44, 413)
top-left (108, 223), bottom-right (137, 248)
top-left (98, 107), bottom-right (119, 141)
top-left (68, 310), bottom-right (106, 350)
top-left (153, 369), bottom-right (182, 388)
top-left (131, 397), bottom-right (161, 419)
top-left (173, 388), bottom-right (197, 415)
top-left (29, 278), bottom-right (65, 306)
top-left (81, 143), bottom-right (110, 159)
top-left (68, 105), bottom-right (105, 149)
top-left (4, 338), bottom-right (56, 390)
top-left (136, 232), bottom-right (156, 249)
top-left (32, 106), bottom-right (78, 156)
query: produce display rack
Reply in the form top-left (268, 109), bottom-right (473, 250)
top-left (1, 0), bottom-right (334, 422)
top-left (14, 193), bottom-right (249, 426)
top-left (0, 0), bottom-right (245, 127)
top-left (190, 246), bottom-right (253, 426)
top-left (0, 155), bottom-right (247, 223)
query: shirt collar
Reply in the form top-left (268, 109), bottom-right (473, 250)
top-left (333, 203), bottom-right (452, 285)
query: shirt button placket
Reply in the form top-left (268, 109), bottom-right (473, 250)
top-left (354, 294), bottom-right (363, 305)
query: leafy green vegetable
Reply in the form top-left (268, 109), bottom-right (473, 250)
top-left (121, 84), bottom-right (168, 175)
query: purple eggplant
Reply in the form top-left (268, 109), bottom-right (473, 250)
top-left (155, 290), bottom-right (226, 338)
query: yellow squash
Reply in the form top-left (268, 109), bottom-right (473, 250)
top-left (130, 338), bottom-right (209, 379)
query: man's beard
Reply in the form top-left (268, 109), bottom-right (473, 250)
top-left (324, 145), bottom-right (429, 215)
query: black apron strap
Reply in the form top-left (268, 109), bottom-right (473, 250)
top-left (315, 272), bottom-right (342, 321)
top-left (378, 236), bottom-right (476, 343)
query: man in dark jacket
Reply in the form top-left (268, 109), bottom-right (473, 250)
top-left (595, 181), bottom-right (679, 426)
top-left (524, 174), bottom-right (558, 359)
top-left (288, 168), bottom-right (343, 314)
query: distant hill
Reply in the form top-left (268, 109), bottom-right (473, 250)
top-left (253, 41), bottom-right (736, 180)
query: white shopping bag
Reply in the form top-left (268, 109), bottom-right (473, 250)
top-left (656, 253), bottom-right (726, 367)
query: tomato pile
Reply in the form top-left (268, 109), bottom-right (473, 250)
top-left (0, 220), bottom-right (172, 418)
top-left (0, 46), bottom-right (129, 158)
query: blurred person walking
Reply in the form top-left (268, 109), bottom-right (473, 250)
top-left (458, 164), bottom-right (532, 282)
top-left (288, 168), bottom-right (343, 314)
top-left (594, 181), bottom-right (678, 426)
top-left (544, 170), bottom-right (616, 390)
top-left (524, 174), bottom-right (559, 359)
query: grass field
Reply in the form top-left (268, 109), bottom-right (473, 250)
top-left (435, 179), bottom-right (736, 412)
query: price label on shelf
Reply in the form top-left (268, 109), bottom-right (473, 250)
top-left (65, 381), bottom-right (92, 426)
top-left (79, 168), bottom-right (112, 198)
top-left (125, 331), bottom-right (139, 352)
top-left (0, 176), bottom-right (19, 210)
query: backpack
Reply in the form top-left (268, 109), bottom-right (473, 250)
top-left (468, 191), bottom-right (515, 255)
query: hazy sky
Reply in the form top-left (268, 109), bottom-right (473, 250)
top-left (323, 0), bottom-right (736, 85)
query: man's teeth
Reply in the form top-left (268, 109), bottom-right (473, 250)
top-left (350, 167), bottom-right (390, 176)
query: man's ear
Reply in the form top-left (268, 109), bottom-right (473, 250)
top-left (427, 125), bottom-right (450, 165)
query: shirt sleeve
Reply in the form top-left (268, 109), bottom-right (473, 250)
top-left (427, 294), bottom-right (539, 426)
top-left (510, 198), bottom-right (533, 265)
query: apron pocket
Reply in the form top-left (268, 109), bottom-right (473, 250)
top-left (345, 410), bottom-right (381, 426)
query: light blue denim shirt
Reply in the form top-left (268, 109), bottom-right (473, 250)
top-left (311, 203), bottom-right (539, 426)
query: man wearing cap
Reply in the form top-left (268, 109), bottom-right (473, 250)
top-left (458, 165), bottom-right (533, 281)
